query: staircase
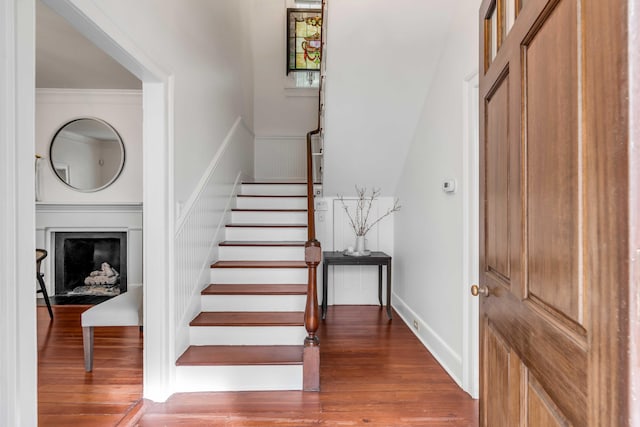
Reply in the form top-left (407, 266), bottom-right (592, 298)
top-left (175, 182), bottom-right (312, 392)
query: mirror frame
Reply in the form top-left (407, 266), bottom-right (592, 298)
top-left (49, 117), bottom-right (126, 192)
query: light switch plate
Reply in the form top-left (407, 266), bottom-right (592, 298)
top-left (442, 179), bottom-right (456, 193)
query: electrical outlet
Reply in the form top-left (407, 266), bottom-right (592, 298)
top-left (413, 320), bottom-right (419, 330)
top-left (315, 200), bottom-right (328, 211)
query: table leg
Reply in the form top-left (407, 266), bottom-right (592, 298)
top-left (322, 262), bottom-right (328, 320)
top-left (386, 261), bottom-right (392, 320)
top-left (378, 265), bottom-right (383, 307)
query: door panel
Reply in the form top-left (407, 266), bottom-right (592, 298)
top-left (524, 0), bottom-right (583, 328)
top-left (485, 73), bottom-right (511, 285)
top-left (483, 321), bottom-right (520, 427)
top-left (478, 0), bottom-right (633, 425)
top-left (527, 374), bottom-right (570, 427)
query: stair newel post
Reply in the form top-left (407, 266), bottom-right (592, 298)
top-left (303, 239), bottom-right (321, 391)
top-left (302, 0), bottom-right (325, 392)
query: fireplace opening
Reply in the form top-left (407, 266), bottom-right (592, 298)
top-left (54, 232), bottom-right (127, 297)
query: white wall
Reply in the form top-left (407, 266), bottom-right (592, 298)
top-left (322, 0), bottom-right (458, 195)
top-left (250, 0), bottom-right (318, 137)
top-left (66, 0), bottom-right (255, 204)
top-left (36, 89), bottom-right (142, 202)
top-left (250, 0), bottom-right (319, 179)
top-left (393, 0), bottom-right (479, 386)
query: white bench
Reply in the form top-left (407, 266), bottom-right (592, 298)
top-left (81, 284), bottom-right (143, 372)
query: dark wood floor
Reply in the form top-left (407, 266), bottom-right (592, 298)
top-left (37, 305), bottom-right (143, 426)
top-left (37, 305), bottom-right (478, 426)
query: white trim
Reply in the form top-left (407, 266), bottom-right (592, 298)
top-left (0, 0), bottom-right (37, 424)
top-left (143, 79), bottom-right (175, 402)
top-left (36, 202), bottom-right (142, 212)
top-left (462, 70), bottom-right (480, 399)
top-left (176, 116), bottom-right (252, 228)
top-left (36, 88), bottom-right (142, 104)
top-left (41, 0), bottom-right (175, 402)
top-left (393, 294), bottom-right (463, 389)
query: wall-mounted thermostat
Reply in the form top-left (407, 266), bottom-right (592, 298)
top-left (442, 179), bottom-right (456, 194)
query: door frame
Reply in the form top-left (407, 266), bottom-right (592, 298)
top-left (462, 70), bottom-right (480, 399)
top-left (1, 2), bottom-right (175, 422)
top-left (0, 1), bottom-right (37, 424)
top-left (40, 0), bottom-right (177, 402)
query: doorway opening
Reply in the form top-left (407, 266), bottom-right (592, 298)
top-left (34, 0), bottom-right (174, 406)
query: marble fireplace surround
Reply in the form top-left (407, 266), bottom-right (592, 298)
top-left (36, 203), bottom-right (143, 296)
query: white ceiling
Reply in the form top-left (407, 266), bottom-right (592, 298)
top-left (36, 0), bottom-right (141, 90)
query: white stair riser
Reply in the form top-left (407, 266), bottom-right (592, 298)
top-left (241, 184), bottom-right (306, 196)
top-left (236, 197), bottom-right (307, 210)
top-left (231, 210), bottom-right (307, 224)
top-left (201, 295), bottom-right (306, 312)
top-left (189, 325), bottom-right (307, 345)
top-left (210, 268), bottom-right (307, 284)
top-left (218, 246), bottom-right (304, 261)
top-left (175, 365), bottom-right (302, 392)
top-left (225, 227), bottom-right (307, 241)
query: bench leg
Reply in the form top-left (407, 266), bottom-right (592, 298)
top-left (83, 326), bottom-right (94, 372)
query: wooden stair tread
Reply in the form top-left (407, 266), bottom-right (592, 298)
top-left (242, 181), bottom-right (306, 185)
top-left (237, 195), bottom-right (306, 198)
top-left (211, 260), bottom-right (307, 268)
top-left (219, 241), bottom-right (305, 247)
top-left (231, 208), bottom-right (307, 212)
top-left (190, 311), bottom-right (305, 326)
top-left (225, 223), bottom-right (307, 228)
top-left (176, 345), bottom-right (303, 366)
top-left (202, 284), bottom-right (307, 295)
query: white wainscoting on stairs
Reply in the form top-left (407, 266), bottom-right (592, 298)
top-left (174, 117), bottom-right (254, 356)
top-left (254, 136), bottom-right (306, 181)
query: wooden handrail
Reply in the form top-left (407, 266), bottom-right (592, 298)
top-left (306, 129), bottom-right (320, 242)
top-left (303, 0), bottom-right (326, 392)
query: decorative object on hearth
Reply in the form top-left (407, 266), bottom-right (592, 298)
top-left (338, 186), bottom-right (401, 256)
top-left (84, 262), bottom-right (120, 286)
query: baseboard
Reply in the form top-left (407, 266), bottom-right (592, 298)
top-left (392, 293), bottom-right (463, 389)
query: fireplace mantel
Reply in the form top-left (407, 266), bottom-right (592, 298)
top-left (36, 202), bottom-right (143, 295)
top-left (36, 202), bottom-right (142, 212)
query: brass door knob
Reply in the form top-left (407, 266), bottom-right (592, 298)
top-left (471, 284), bottom-right (489, 297)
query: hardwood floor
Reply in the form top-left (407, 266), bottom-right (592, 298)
top-left (37, 305), bottom-right (478, 426)
top-left (141, 306), bottom-right (478, 426)
top-left (37, 305), bottom-right (143, 426)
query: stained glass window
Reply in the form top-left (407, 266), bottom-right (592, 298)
top-left (287, 8), bottom-right (322, 74)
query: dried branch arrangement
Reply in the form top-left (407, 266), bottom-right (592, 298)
top-left (338, 186), bottom-right (401, 236)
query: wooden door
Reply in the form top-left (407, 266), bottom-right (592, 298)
top-left (478, 0), bottom-right (636, 425)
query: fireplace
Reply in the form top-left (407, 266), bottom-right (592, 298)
top-left (54, 232), bottom-right (127, 296)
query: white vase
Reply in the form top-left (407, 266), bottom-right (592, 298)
top-left (355, 235), bottom-right (366, 254)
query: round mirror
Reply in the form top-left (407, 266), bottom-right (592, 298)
top-left (49, 118), bottom-right (125, 192)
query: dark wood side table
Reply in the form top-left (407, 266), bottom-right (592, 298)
top-left (322, 251), bottom-right (392, 320)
